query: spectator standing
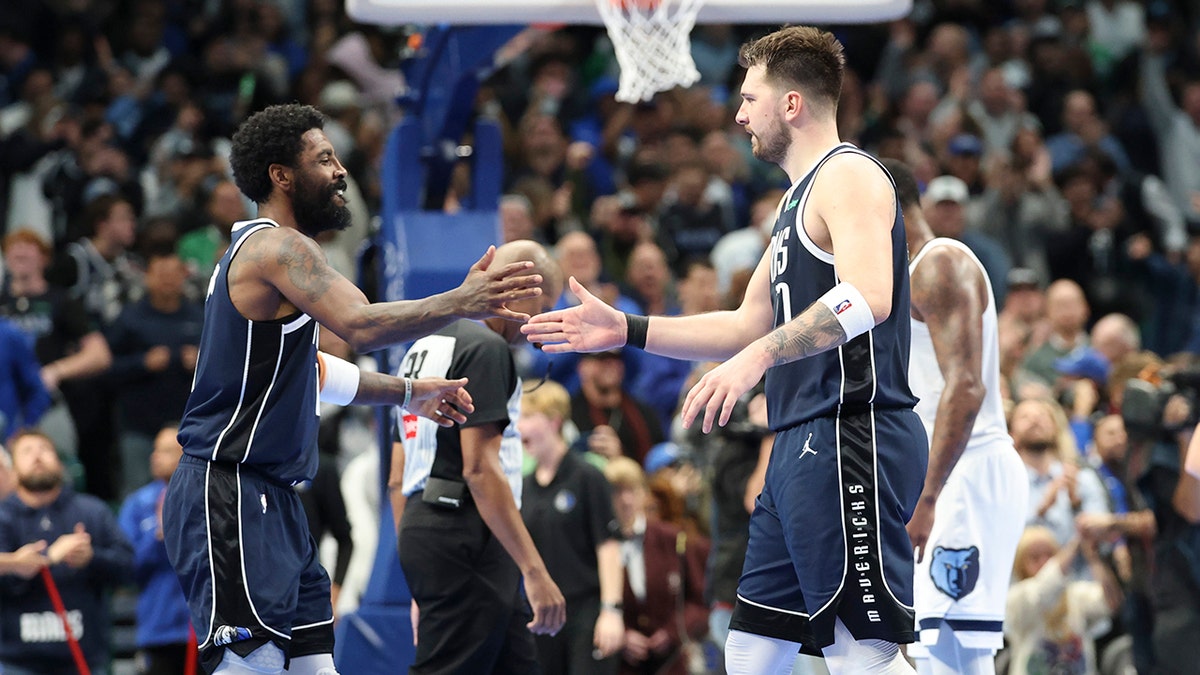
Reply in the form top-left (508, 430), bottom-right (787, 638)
top-left (520, 380), bottom-right (625, 674)
top-left (604, 457), bottom-right (708, 675)
top-left (923, 175), bottom-right (1012, 306)
top-left (0, 229), bottom-right (111, 491)
top-left (105, 250), bottom-right (202, 497)
top-left (117, 424), bottom-right (202, 675)
top-left (50, 192), bottom-right (143, 326)
top-left (0, 429), bottom-right (133, 675)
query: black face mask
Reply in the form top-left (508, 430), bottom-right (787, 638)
top-left (293, 173), bottom-right (351, 237)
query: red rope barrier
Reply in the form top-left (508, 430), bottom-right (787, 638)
top-left (40, 566), bottom-right (91, 675)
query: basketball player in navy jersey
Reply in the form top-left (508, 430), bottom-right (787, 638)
top-left (162, 104), bottom-right (546, 675)
top-left (882, 159), bottom-right (1027, 675)
top-left (524, 26), bottom-right (925, 674)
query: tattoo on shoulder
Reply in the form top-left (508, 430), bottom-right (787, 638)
top-left (276, 234), bottom-right (335, 303)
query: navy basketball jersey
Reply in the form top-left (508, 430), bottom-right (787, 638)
top-left (765, 144), bottom-right (917, 429)
top-left (178, 219), bottom-right (320, 485)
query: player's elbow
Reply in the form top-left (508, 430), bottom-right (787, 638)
top-left (864, 292), bottom-right (891, 325)
top-left (948, 372), bottom-right (987, 407)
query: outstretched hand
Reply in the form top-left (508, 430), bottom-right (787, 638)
top-left (521, 277), bottom-right (625, 353)
top-left (455, 246), bottom-right (543, 322)
top-left (409, 377), bottom-right (474, 427)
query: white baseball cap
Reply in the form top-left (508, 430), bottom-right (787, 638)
top-left (924, 175), bottom-right (970, 205)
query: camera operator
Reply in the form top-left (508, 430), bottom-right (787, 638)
top-left (1096, 364), bottom-right (1200, 671)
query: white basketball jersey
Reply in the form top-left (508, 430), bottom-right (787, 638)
top-left (908, 238), bottom-right (1010, 453)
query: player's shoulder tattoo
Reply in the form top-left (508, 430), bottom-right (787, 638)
top-left (274, 229), bottom-right (336, 303)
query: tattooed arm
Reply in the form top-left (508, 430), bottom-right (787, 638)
top-left (678, 153), bottom-right (898, 433)
top-left (229, 228), bottom-right (542, 352)
top-left (906, 246), bottom-right (987, 560)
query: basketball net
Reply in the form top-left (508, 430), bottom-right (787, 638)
top-left (595, 0), bottom-right (704, 103)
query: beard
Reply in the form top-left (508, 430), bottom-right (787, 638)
top-left (751, 115), bottom-right (791, 165)
top-left (18, 467), bottom-right (63, 493)
top-left (293, 176), bottom-right (352, 237)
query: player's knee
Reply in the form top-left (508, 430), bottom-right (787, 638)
top-left (724, 629), bottom-right (800, 675)
top-left (213, 643), bottom-right (287, 674)
top-left (823, 620), bottom-right (913, 675)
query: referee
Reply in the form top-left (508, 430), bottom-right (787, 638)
top-left (389, 240), bottom-right (567, 674)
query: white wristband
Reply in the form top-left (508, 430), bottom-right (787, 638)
top-left (816, 281), bottom-right (875, 341)
top-left (318, 353), bottom-right (360, 406)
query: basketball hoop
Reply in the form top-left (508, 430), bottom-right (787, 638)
top-left (595, 0), bottom-right (704, 103)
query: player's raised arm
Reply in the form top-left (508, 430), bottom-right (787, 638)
top-left (243, 231), bottom-right (542, 352)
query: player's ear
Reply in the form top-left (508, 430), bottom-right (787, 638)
top-left (268, 163), bottom-right (292, 192)
top-left (783, 90), bottom-right (803, 120)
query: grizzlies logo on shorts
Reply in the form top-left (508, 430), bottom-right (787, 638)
top-left (929, 546), bottom-right (980, 601)
top-left (213, 625), bottom-right (253, 647)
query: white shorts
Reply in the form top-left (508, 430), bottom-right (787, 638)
top-left (912, 440), bottom-right (1028, 651)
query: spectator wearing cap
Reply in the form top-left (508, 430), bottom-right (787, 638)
top-left (943, 132), bottom-right (986, 195)
top-left (519, 380), bottom-right (626, 673)
top-left (923, 174), bottom-right (1013, 305)
top-left (603, 457), bottom-right (708, 675)
top-left (571, 350), bottom-right (663, 465)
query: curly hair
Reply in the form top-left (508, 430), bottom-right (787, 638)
top-left (229, 104), bottom-right (327, 204)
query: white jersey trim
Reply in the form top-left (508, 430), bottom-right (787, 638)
top-left (235, 466), bottom-right (291, 641)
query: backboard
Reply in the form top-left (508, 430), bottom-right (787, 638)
top-left (346, 0), bottom-right (912, 26)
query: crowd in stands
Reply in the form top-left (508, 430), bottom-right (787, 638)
top-left (2, 0), bottom-right (1200, 672)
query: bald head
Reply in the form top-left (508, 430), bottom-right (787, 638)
top-left (1091, 313), bottom-right (1140, 364)
top-left (494, 240), bottom-right (563, 301)
top-left (489, 241), bottom-right (564, 347)
top-left (1045, 279), bottom-right (1088, 336)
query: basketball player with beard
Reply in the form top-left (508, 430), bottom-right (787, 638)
top-left (525, 27), bottom-right (925, 675)
top-left (162, 104), bottom-right (547, 675)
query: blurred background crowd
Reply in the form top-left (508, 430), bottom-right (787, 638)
top-left (2, 0), bottom-right (1200, 673)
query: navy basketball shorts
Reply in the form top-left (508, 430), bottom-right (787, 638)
top-left (729, 408), bottom-right (928, 653)
top-left (163, 455), bottom-right (334, 672)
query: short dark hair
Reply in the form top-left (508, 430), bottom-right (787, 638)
top-left (229, 104), bottom-right (327, 204)
top-left (880, 158), bottom-right (920, 210)
top-left (82, 193), bottom-right (130, 236)
top-left (738, 26), bottom-right (845, 115)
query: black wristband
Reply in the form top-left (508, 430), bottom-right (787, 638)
top-left (624, 313), bottom-right (649, 349)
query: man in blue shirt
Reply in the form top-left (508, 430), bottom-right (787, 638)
top-left (118, 424), bottom-right (200, 675)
